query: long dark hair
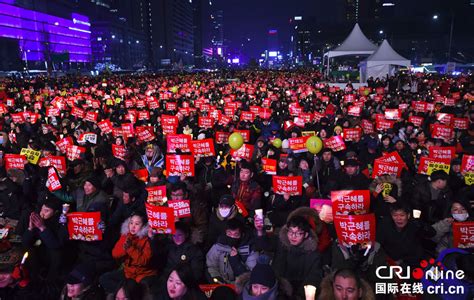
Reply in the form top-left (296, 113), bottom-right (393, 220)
top-left (168, 264), bottom-right (207, 300)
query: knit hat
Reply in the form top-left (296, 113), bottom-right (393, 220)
top-left (219, 194), bottom-right (235, 206)
top-left (430, 170), bottom-right (449, 181)
top-left (65, 263), bottom-right (95, 286)
top-left (85, 176), bottom-right (101, 189)
top-left (345, 159), bottom-right (359, 167)
top-left (249, 260), bottom-right (276, 288)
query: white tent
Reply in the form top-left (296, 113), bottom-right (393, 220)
top-left (323, 24), bottom-right (378, 76)
top-left (359, 39), bottom-right (410, 82)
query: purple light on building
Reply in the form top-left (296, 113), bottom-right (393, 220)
top-left (0, 2), bottom-right (92, 62)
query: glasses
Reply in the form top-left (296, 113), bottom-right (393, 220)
top-left (287, 231), bottom-right (305, 238)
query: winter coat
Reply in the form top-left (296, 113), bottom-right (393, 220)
top-left (235, 272), bottom-right (293, 300)
top-left (112, 218), bottom-right (157, 282)
top-left (0, 177), bottom-right (28, 220)
top-left (410, 181), bottom-right (453, 224)
top-left (431, 218), bottom-right (453, 254)
top-left (330, 242), bottom-right (387, 284)
top-left (207, 208), bottom-right (245, 249)
top-left (164, 240), bottom-right (205, 281)
top-left (232, 179), bottom-right (263, 212)
top-left (369, 175), bottom-right (402, 218)
top-left (272, 225), bottom-right (322, 299)
top-left (330, 170), bottom-right (371, 192)
top-left (317, 272), bottom-right (376, 300)
top-left (206, 234), bottom-right (259, 283)
top-left (376, 218), bottom-right (435, 266)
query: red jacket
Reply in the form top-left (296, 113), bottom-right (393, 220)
top-left (112, 220), bottom-right (157, 282)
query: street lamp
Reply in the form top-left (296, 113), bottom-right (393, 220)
top-left (432, 13), bottom-right (455, 62)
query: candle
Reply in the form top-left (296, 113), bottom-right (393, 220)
top-left (21, 252), bottom-right (29, 265)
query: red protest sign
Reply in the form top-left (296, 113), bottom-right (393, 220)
top-left (289, 136), bottom-right (310, 153)
top-left (98, 119), bottom-right (113, 134)
top-left (121, 123), bottom-right (134, 138)
top-left (453, 118), bottom-right (468, 130)
top-left (331, 190), bottom-right (370, 215)
top-left (412, 101), bottom-right (427, 113)
top-left (47, 167), bottom-right (62, 192)
top-left (417, 157), bottom-right (451, 175)
top-left (361, 120), bottom-right (374, 134)
top-left (384, 109), bottom-right (401, 121)
top-left (168, 200), bottom-right (191, 218)
top-left (136, 127), bottom-right (155, 143)
top-left (46, 107), bottom-right (60, 117)
top-left (452, 222), bottom-right (474, 248)
top-left (84, 111), bottom-right (98, 123)
top-left (218, 115), bottom-right (231, 126)
top-left (138, 110), bottom-right (150, 121)
top-left (372, 160), bottom-right (403, 178)
top-left (191, 139), bottom-right (215, 157)
top-left (71, 106), bottom-right (85, 119)
top-left (240, 111), bottom-right (255, 122)
top-left (273, 176), bottom-right (303, 196)
top-left (376, 119), bottom-right (395, 131)
top-left (132, 169), bottom-right (148, 182)
top-left (334, 213), bottom-right (376, 246)
top-left (234, 130), bottom-right (250, 143)
top-left (66, 145), bottom-right (86, 161)
top-left (429, 146), bottom-right (456, 160)
top-left (342, 128), bottom-right (362, 142)
top-left (379, 151), bottom-right (405, 167)
top-left (11, 113), bottom-right (25, 124)
top-left (162, 124), bottom-right (177, 135)
top-left (145, 203), bottom-right (175, 234)
top-left (230, 144), bottom-right (254, 160)
top-left (4, 154), bottom-right (27, 170)
top-left (347, 106), bottom-right (362, 117)
top-left (146, 186), bottom-right (167, 205)
top-left (408, 116), bottom-right (424, 127)
top-left (167, 134), bottom-right (192, 153)
top-left (432, 124), bottom-right (454, 140)
top-left (166, 102), bottom-right (177, 111)
top-left (162, 115), bottom-right (179, 127)
top-left (324, 136), bottom-right (346, 152)
top-left (436, 113), bottom-right (454, 126)
top-left (112, 144), bottom-right (126, 160)
top-left (67, 212), bottom-right (102, 241)
top-left (262, 158), bottom-right (277, 175)
top-left (198, 117), bottom-right (215, 129)
top-left (40, 156), bottom-right (67, 175)
top-left (461, 155), bottom-right (474, 173)
top-left (166, 155), bottom-right (195, 177)
top-left (55, 137), bottom-right (73, 153)
top-left (215, 131), bottom-right (230, 144)
top-left (344, 94), bottom-right (356, 103)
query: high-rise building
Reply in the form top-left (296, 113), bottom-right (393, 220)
top-left (192, 0), bottom-right (203, 67)
top-left (345, 0), bottom-right (381, 22)
top-left (210, 10), bottom-right (224, 58)
top-left (0, 0), bottom-right (92, 71)
top-left (149, 0), bottom-right (195, 68)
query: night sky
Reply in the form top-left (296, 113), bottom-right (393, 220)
top-left (202, 0), bottom-right (318, 59)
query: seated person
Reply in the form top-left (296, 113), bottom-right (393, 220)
top-left (432, 200), bottom-right (473, 254)
top-left (376, 203), bottom-right (436, 267)
top-left (317, 268), bottom-right (376, 300)
top-left (22, 197), bottom-right (68, 281)
top-left (236, 255), bottom-right (293, 300)
top-left (206, 219), bottom-right (258, 284)
top-left (271, 215), bottom-right (322, 299)
top-left (100, 212), bottom-right (157, 296)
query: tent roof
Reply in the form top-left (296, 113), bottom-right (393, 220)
top-left (325, 24), bottom-right (378, 58)
top-left (365, 40), bottom-right (410, 65)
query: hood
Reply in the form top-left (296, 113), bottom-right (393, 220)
top-left (369, 175), bottom-right (402, 197)
top-left (235, 272), bottom-right (292, 299)
top-left (120, 217), bottom-right (149, 238)
top-left (279, 224), bottom-right (318, 252)
top-left (287, 206), bottom-right (323, 235)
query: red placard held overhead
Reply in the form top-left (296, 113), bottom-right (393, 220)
top-left (334, 213), bottom-right (376, 246)
top-left (331, 190), bottom-right (370, 215)
top-left (324, 136), bottom-right (346, 152)
top-left (146, 186), bottom-right (167, 205)
top-left (67, 212), bottom-right (103, 241)
top-left (272, 176), bottom-right (303, 196)
top-left (452, 222), bottom-right (474, 248)
top-left (288, 136), bottom-right (310, 153)
top-left (145, 204), bottom-right (175, 234)
top-left (191, 139), bottom-right (216, 157)
top-left (429, 146), bottom-right (456, 160)
top-left (4, 154), bottom-right (27, 170)
top-left (168, 200), bottom-right (191, 218)
top-left (230, 144), bottom-right (254, 160)
top-left (167, 134), bottom-right (192, 153)
top-left (262, 158), bottom-right (277, 175)
top-left (166, 155), bottom-right (195, 177)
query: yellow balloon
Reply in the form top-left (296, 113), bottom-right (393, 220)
top-left (272, 138), bottom-right (282, 148)
top-left (228, 132), bottom-right (244, 150)
top-left (306, 136), bottom-right (323, 154)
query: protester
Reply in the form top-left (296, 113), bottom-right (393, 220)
top-left (317, 268), bottom-right (376, 300)
top-left (155, 264), bottom-right (207, 300)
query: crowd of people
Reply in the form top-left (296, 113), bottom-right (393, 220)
top-left (0, 70), bottom-right (472, 300)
